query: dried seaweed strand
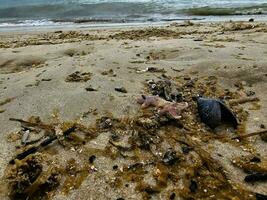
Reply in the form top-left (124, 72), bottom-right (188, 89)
top-left (229, 97), bottom-right (259, 106)
top-left (9, 118), bottom-right (54, 131)
top-left (232, 129), bottom-right (267, 140)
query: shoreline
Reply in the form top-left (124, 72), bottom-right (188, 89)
top-left (1, 14), bottom-right (267, 33)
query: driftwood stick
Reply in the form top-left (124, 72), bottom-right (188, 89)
top-left (229, 97), bottom-right (259, 106)
top-left (9, 125), bottom-right (76, 164)
top-left (9, 118), bottom-right (54, 131)
top-left (232, 129), bottom-right (267, 140)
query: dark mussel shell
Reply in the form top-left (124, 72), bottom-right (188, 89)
top-left (197, 97), bottom-right (238, 129)
top-left (256, 193), bottom-right (267, 200)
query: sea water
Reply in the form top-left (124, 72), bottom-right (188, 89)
top-left (0, 0), bottom-right (266, 28)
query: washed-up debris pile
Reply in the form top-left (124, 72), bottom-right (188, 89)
top-left (65, 71), bottom-right (92, 82)
top-left (2, 74), bottom-right (266, 200)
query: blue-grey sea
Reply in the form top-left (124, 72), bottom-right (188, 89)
top-left (0, 0), bottom-right (267, 28)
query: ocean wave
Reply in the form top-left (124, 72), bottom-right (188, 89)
top-left (0, 2), bottom-right (267, 27)
top-left (183, 4), bottom-right (267, 16)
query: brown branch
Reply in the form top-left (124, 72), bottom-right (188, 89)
top-left (232, 129), bottom-right (267, 140)
top-left (229, 97), bottom-right (259, 106)
top-left (9, 118), bottom-right (54, 131)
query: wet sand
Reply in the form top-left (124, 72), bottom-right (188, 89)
top-left (0, 21), bottom-right (267, 199)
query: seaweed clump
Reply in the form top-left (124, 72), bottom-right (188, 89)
top-left (5, 155), bottom-right (60, 200)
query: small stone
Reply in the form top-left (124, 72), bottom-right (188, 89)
top-left (89, 155), bottom-right (96, 164)
top-left (183, 75), bottom-right (191, 80)
top-left (113, 165), bottom-right (118, 170)
top-left (85, 86), bottom-right (98, 92)
top-left (99, 117), bottom-right (112, 129)
top-left (41, 78), bottom-right (52, 81)
top-left (162, 149), bottom-right (179, 165)
top-left (115, 87), bottom-right (127, 93)
top-left (260, 133), bottom-right (267, 143)
top-left (181, 146), bottom-right (192, 154)
top-left (189, 180), bottom-right (198, 193)
top-left (250, 157), bottom-right (261, 163)
top-left (193, 38), bottom-right (203, 41)
top-left (246, 90), bottom-right (255, 96)
top-left (260, 124), bottom-right (266, 129)
top-left (249, 18), bottom-right (254, 22)
top-left (170, 193), bottom-right (176, 200)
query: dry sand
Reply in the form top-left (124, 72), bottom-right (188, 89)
top-left (0, 21), bottom-right (267, 199)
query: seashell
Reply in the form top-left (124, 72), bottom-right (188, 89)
top-left (197, 97), bottom-right (238, 129)
top-left (256, 193), bottom-right (267, 200)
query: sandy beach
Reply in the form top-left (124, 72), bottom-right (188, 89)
top-left (0, 21), bottom-right (267, 200)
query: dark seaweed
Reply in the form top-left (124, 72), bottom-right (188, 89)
top-left (245, 173), bottom-right (267, 183)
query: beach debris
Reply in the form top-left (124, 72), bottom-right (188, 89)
top-left (162, 149), bottom-right (179, 165)
top-left (0, 97), bottom-right (15, 106)
top-left (0, 109), bottom-right (6, 113)
top-left (256, 193), bottom-right (267, 200)
top-left (137, 95), bottom-right (188, 119)
top-left (189, 180), bottom-right (198, 193)
top-left (101, 69), bottom-right (116, 77)
top-left (65, 71), bottom-right (92, 82)
top-left (231, 155), bottom-right (267, 175)
top-left (136, 67), bottom-right (166, 74)
top-left (232, 129), bottom-right (267, 140)
top-left (147, 79), bottom-right (182, 102)
top-left (6, 155), bottom-right (47, 199)
top-left (136, 117), bottom-right (159, 129)
top-left (98, 117), bottom-right (113, 129)
top-left (171, 67), bottom-right (184, 72)
top-left (3, 72), bottom-right (262, 199)
top-left (246, 90), bottom-right (255, 97)
top-left (89, 155), bottom-right (96, 164)
top-left (261, 132), bottom-right (267, 143)
top-left (193, 38), bottom-right (203, 41)
top-left (82, 108), bottom-right (97, 118)
top-left (41, 78), bottom-right (52, 82)
top-left (222, 22), bottom-right (259, 31)
top-left (196, 97), bottom-right (238, 129)
top-left (9, 118), bottom-right (76, 164)
top-left (85, 85), bottom-right (98, 91)
top-left (229, 96), bottom-right (259, 106)
top-left (244, 173), bottom-right (267, 183)
top-left (115, 87), bottom-right (127, 93)
top-left (21, 130), bottom-right (30, 145)
top-left (109, 28), bottom-right (180, 40)
top-left (181, 146), bottom-right (193, 154)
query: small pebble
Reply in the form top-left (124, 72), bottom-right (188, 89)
top-left (89, 155), bottom-right (96, 164)
top-left (170, 193), bottom-right (176, 200)
top-left (181, 146), bottom-right (191, 154)
top-left (163, 149), bottom-right (179, 165)
top-left (189, 180), bottom-right (198, 193)
top-left (113, 165), bottom-right (118, 170)
top-left (85, 86), bottom-right (98, 92)
top-left (115, 87), bottom-right (127, 93)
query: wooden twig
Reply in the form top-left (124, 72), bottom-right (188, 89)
top-left (9, 118), bottom-right (54, 131)
top-left (229, 97), bottom-right (259, 106)
top-left (9, 125), bottom-right (76, 164)
top-left (232, 129), bottom-right (267, 140)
